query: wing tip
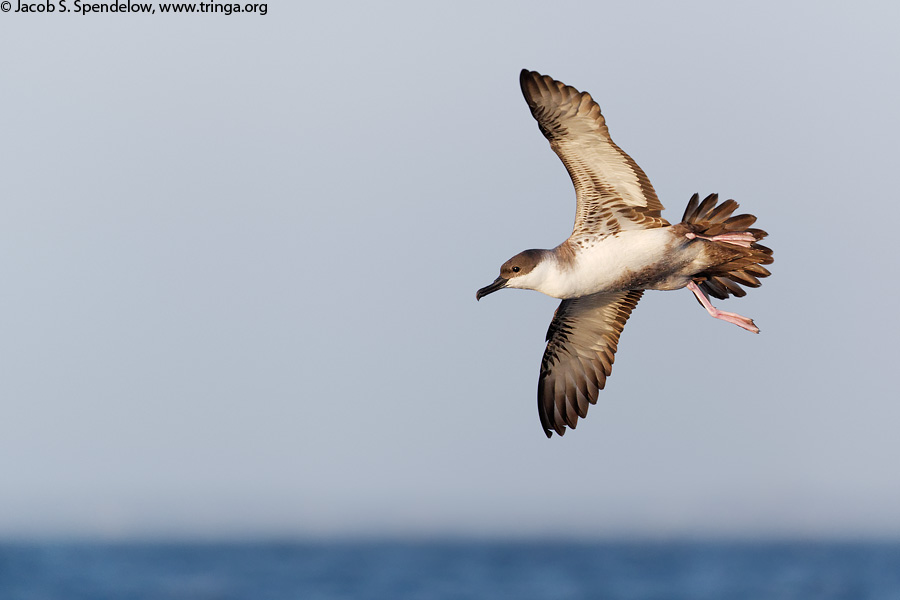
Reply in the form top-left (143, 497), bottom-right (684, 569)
top-left (519, 68), bottom-right (544, 104)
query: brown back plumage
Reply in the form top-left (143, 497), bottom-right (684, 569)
top-left (682, 193), bottom-right (774, 300)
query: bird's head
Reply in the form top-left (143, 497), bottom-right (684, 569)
top-left (476, 249), bottom-right (548, 300)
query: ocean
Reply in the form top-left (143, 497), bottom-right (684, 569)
top-left (1, 540), bottom-right (899, 599)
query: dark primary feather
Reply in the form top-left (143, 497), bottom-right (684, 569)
top-left (519, 70), bottom-right (668, 237)
top-left (538, 290), bottom-right (643, 437)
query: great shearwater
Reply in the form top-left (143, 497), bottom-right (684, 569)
top-left (477, 69), bottom-right (773, 438)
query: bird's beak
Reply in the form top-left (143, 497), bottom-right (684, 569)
top-left (476, 277), bottom-right (508, 300)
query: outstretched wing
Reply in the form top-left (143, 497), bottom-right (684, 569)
top-left (538, 290), bottom-right (642, 437)
top-left (520, 70), bottom-right (668, 238)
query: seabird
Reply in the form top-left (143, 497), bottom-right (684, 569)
top-left (477, 70), bottom-right (773, 438)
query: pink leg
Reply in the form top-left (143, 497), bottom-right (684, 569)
top-left (687, 281), bottom-right (760, 333)
top-left (685, 231), bottom-right (755, 248)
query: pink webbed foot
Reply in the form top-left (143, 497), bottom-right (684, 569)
top-left (685, 231), bottom-right (756, 248)
top-left (687, 281), bottom-right (759, 333)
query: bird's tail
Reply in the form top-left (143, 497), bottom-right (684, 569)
top-left (681, 193), bottom-right (774, 299)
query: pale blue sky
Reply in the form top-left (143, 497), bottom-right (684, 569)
top-left (1, 1), bottom-right (898, 539)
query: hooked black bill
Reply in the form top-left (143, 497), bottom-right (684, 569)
top-left (476, 277), bottom-right (508, 300)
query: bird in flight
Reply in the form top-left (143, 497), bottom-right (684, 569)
top-left (477, 69), bottom-right (773, 438)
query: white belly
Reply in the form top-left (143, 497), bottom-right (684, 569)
top-left (540, 228), bottom-right (703, 299)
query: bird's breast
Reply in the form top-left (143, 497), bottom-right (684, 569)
top-left (540, 228), bottom-right (697, 298)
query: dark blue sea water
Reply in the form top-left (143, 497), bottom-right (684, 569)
top-left (1, 541), bottom-right (899, 600)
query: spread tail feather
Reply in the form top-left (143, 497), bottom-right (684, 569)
top-left (682, 193), bottom-right (774, 300)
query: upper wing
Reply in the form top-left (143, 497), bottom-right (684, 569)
top-left (538, 290), bottom-right (642, 437)
top-left (520, 70), bottom-right (668, 237)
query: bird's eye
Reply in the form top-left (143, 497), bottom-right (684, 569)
top-left (512, 266), bottom-right (520, 273)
